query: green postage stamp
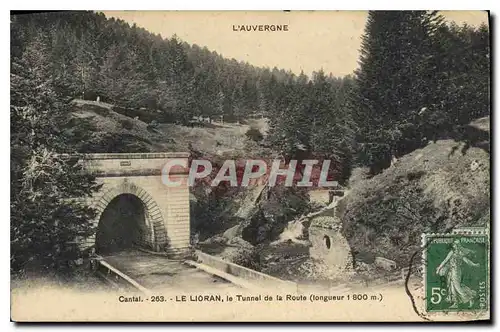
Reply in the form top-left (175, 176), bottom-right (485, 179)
top-left (423, 227), bottom-right (489, 313)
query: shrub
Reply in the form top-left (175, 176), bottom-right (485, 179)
top-left (245, 127), bottom-right (263, 142)
top-left (120, 118), bottom-right (134, 130)
top-left (147, 120), bottom-right (159, 132)
top-left (232, 247), bottom-right (262, 272)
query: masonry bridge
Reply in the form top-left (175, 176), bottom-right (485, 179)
top-left (79, 152), bottom-right (304, 293)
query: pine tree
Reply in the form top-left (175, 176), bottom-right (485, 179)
top-left (309, 72), bottom-right (355, 183)
top-left (165, 35), bottom-right (196, 120)
top-left (216, 90), bottom-right (226, 122)
top-left (427, 21), bottom-right (490, 138)
top-left (351, 11), bottom-right (445, 173)
top-left (11, 36), bottom-right (100, 274)
top-left (73, 35), bottom-right (99, 100)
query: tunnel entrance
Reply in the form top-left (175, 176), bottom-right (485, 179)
top-left (95, 194), bottom-right (149, 255)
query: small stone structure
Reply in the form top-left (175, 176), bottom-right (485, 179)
top-left (308, 188), bottom-right (345, 206)
top-left (308, 189), bottom-right (331, 206)
top-left (308, 214), bottom-right (352, 274)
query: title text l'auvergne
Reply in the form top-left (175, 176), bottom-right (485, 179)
top-left (232, 25), bottom-right (289, 32)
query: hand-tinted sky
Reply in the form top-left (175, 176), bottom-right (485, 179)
top-left (102, 10), bottom-right (488, 77)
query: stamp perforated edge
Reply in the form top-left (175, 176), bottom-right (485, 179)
top-left (421, 227), bottom-right (490, 318)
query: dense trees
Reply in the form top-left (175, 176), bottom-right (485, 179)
top-left (266, 71), bottom-right (355, 184)
top-left (11, 12), bottom-right (290, 123)
top-left (12, 11), bottom-right (488, 176)
top-left (351, 11), bottom-right (490, 173)
top-left (11, 31), bottom-right (100, 274)
top-left (11, 11), bottom-right (358, 181)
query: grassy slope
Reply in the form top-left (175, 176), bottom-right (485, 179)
top-left (69, 99), bottom-right (269, 158)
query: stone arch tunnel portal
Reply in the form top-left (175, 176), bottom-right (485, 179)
top-left (82, 152), bottom-right (192, 258)
top-left (95, 193), bottom-right (149, 255)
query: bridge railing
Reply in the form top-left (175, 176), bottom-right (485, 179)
top-left (91, 256), bottom-right (151, 295)
top-left (195, 250), bottom-right (297, 291)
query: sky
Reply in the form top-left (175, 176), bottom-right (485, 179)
top-left (101, 10), bottom-right (488, 77)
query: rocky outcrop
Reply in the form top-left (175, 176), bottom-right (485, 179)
top-left (340, 117), bottom-right (490, 266)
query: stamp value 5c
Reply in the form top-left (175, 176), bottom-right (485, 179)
top-left (423, 230), bottom-right (489, 313)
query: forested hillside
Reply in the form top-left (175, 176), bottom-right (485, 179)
top-left (352, 12), bottom-right (489, 173)
top-left (10, 10), bottom-right (490, 275)
top-left (11, 11), bottom-right (489, 173)
top-left (10, 11), bottom-right (361, 182)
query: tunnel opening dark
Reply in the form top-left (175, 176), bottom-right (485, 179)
top-left (95, 194), bottom-right (147, 255)
top-left (323, 235), bottom-right (331, 250)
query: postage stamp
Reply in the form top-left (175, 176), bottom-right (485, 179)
top-left (423, 228), bottom-right (489, 313)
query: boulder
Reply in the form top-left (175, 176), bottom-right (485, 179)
top-left (222, 225), bottom-right (239, 241)
top-left (374, 256), bottom-right (397, 271)
top-left (227, 236), bottom-right (254, 249)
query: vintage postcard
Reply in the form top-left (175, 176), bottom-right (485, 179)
top-left (10, 10), bottom-right (490, 322)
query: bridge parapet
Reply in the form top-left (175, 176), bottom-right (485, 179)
top-left (82, 152), bottom-right (190, 160)
top-left (82, 152), bottom-right (190, 177)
